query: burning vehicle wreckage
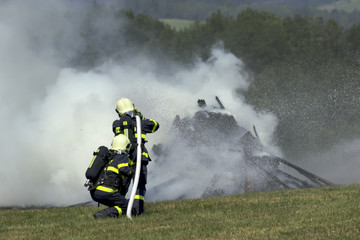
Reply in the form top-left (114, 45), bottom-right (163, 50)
top-left (149, 97), bottom-right (333, 200)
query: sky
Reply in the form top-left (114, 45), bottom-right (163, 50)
top-left (0, 0), bottom-right (358, 207)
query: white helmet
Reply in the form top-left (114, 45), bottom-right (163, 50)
top-left (115, 98), bottom-right (134, 116)
top-left (111, 134), bottom-right (132, 153)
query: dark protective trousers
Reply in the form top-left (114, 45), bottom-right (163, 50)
top-left (121, 162), bottom-right (147, 215)
top-left (133, 163), bottom-right (147, 214)
top-left (90, 189), bottom-right (129, 217)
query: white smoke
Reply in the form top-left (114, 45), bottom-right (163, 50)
top-left (301, 139), bottom-right (360, 185)
top-left (1, 44), bottom-right (278, 206)
top-left (0, 0), bottom-right (279, 206)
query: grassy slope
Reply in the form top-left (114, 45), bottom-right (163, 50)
top-left (159, 19), bottom-right (196, 31)
top-left (318, 0), bottom-right (360, 12)
top-left (1, 3), bottom-right (358, 239)
top-left (0, 184), bottom-right (359, 240)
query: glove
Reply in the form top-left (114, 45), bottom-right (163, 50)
top-left (129, 165), bottom-right (136, 177)
top-left (135, 108), bottom-right (144, 119)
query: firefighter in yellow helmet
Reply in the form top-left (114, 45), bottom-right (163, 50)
top-left (90, 134), bottom-right (136, 219)
top-left (113, 97), bottom-right (160, 215)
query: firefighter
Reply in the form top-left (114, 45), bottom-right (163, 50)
top-left (90, 134), bottom-right (136, 219)
top-left (113, 97), bottom-right (160, 215)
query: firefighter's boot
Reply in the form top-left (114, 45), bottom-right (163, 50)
top-left (93, 208), bottom-right (117, 219)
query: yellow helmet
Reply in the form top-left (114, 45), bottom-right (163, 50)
top-left (115, 98), bottom-right (134, 116)
top-left (111, 134), bottom-right (132, 153)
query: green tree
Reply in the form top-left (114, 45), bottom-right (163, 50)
top-left (224, 9), bottom-right (291, 72)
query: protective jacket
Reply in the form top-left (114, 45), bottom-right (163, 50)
top-left (95, 152), bottom-right (133, 193)
top-left (112, 112), bottom-right (159, 162)
top-left (90, 151), bottom-right (134, 217)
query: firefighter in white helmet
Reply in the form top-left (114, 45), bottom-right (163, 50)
top-left (113, 97), bottom-right (160, 215)
top-left (90, 134), bottom-right (136, 219)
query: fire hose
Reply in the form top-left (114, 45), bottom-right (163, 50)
top-left (126, 114), bottom-right (142, 219)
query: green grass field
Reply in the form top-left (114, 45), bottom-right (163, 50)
top-left (1, 184), bottom-right (359, 239)
top-left (318, 0), bottom-right (360, 12)
top-left (160, 19), bottom-right (196, 31)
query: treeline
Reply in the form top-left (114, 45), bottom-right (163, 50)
top-left (119, 0), bottom-right (360, 28)
top-left (73, 5), bottom-right (360, 159)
